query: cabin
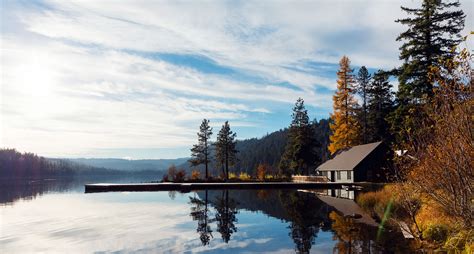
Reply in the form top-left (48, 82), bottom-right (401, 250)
top-left (316, 141), bottom-right (389, 183)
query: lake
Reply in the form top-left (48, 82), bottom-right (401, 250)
top-left (0, 177), bottom-right (410, 253)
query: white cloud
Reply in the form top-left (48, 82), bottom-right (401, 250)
top-left (1, 0), bottom-right (472, 157)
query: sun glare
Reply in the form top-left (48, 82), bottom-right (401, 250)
top-left (17, 55), bottom-right (55, 98)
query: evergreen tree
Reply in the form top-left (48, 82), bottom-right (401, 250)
top-left (356, 66), bottom-right (371, 144)
top-left (215, 121), bottom-right (237, 180)
top-left (328, 56), bottom-right (361, 154)
top-left (189, 119), bottom-right (213, 180)
top-left (279, 98), bottom-right (319, 176)
top-left (390, 0), bottom-right (465, 145)
top-left (366, 70), bottom-right (394, 143)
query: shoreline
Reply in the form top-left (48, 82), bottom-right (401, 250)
top-left (84, 182), bottom-right (377, 193)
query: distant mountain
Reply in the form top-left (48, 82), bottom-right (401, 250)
top-left (66, 158), bottom-right (189, 172)
top-left (0, 148), bottom-right (122, 179)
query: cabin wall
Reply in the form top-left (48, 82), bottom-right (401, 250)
top-left (323, 170), bottom-right (353, 183)
top-left (354, 144), bottom-right (390, 182)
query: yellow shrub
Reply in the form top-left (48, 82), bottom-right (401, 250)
top-left (444, 230), bottom-right (474, 253)
top-left (415, 200), bottom-right (454, 230)
top-left (265, 174), bottom-right (274, 179)
top-left (357, 186), bottom-right (393, 217)
top-left (239, 172), bottom-right (251, 181)
top-left (228, 172), bottom-right (237, 179)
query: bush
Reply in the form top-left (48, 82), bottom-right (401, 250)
top-left (191, 170), bottom-right (200, 180)
top-left (265, 174), bottom-right (274, 180)
top-left (444, 230), bottom-right (474, 253)
top-left (256, 164), bottom-right (266, 180)
top-left (239, 172), bottom-right (251, 181)
top-left (357, 191), bottom-right (378, 212)
top-left (167, 165), bottom-right (177, 181)
top-left (162, 174), bottom-right (169, 182)
top-left (174, 170), bottom-right (186, 182)
top-left (228, 172), bottom-right (237, 180)
top-left (423, 224), bottom-right (449, 243)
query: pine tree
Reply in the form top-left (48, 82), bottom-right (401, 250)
top-left (189, 119), bottom-right (213, 180)
top-left (367, 70), bottom-right (394, 143)
top-left (390, 0), bottom-right (465, 145)
top-left (356, 66), bottom-right (371, 144)
top-left (215, 121), bottom-right (237, 180)
top-left (279, 98), bottom-right (319, 176)
top-left (328, 56), bottom-right (361, 154)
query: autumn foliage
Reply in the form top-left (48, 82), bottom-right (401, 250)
top-left (403, 48), bottom-right (473, 228)
top-left (191, 170), bottom-right (201, 180)
top-left (329, 56), bottom-right (361, 154)
top-left (256, 163), bottom-right (268, 180)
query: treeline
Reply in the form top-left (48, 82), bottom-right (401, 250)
top-left (236, 118), bottom-right (330, 175)
top-left (0, 148), bottom-right (122, 179)
top-left (328, 61), bottom-right (394, 155)
top-left (184, 117), bottom-right (330, 180)
top-left (327, 0), bottom-right (468, 156)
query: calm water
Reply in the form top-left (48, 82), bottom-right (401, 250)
top-left (0, 177), bottom-right (410, 253)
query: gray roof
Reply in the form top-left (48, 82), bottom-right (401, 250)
top-left (317, 141), bottom-right (383, 171)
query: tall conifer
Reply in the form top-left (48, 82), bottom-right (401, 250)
top-left (367, 70), bottom-right (394, 143)
top-left (328, 56), bottom-right (360, 154)
top-left (390, 0), bottom-right (465, 145)
top-left (189, 119), bottom-right (213, 180)
top-left (215, 121), bottom-right (237, 180)
top-left (279, 98), bottom-right (318, 176)
top-left (356, 66), bottom-right (371, 144)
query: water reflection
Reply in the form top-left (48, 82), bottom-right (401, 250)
top-left (186, 189), bottom-right (410, 253)
top-left (189, 190), bottom-right (213, 245)
top-left (214, 190), bottom-right (239, 243)
top-left (282, 191), bottom-right (333, 253)
top-left (1, 182), bottom-right (411, 253)
top-left (0, 175), bottom-right (157, 205)
top-left (0, 178), bottom-right (76, 205)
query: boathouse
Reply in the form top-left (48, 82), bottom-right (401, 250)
top-left (316, 141), bottom-right (389, 183)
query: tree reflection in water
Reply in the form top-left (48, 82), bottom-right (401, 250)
top-left (279, 190), bottom-right (333, 253)
top-left (189, 190), bottom-right (213, 245)
top-left (214, 190), bottom-right (239, 243)
top-left (189, 189), bottom-right (411, 252)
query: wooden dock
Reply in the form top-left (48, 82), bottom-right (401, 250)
top-left (84, 182), bottom-right (359, 193)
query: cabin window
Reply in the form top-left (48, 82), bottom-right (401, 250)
top-left (336, 171), bottom-right (341, 180)
top-left (347, 171), bottom-right (352, 180)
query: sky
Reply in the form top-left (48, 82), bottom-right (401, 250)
top-left (1, 0), bottom-right (472, 159)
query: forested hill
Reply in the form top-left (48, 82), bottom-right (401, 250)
top-left (0, 149), bottom-right (173, 179)
top-left (0, 148), bottom-right (119, 179)
top-left (66, 158), bottom-right (188, 171)
top-left (235, 118), bottom-right (331, 173)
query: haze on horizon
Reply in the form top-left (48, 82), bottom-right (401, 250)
top-left (1, 0), bottom-right (472, 159)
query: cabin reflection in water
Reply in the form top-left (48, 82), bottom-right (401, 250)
top-left (300, 188), bottom-right (356, 200)
top-left (328, 188), bottom-right (355, 200)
